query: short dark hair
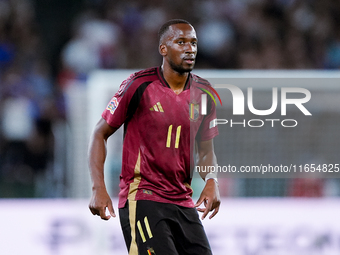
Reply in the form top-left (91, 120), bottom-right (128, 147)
top-left (158, 19), bottom-right (192, 44)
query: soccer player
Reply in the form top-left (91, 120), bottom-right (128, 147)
top-left (88, 19), bottom-right (220, 255)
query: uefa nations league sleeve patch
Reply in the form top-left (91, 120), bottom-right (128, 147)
top-left (106, 97), bottom-right (119, 114)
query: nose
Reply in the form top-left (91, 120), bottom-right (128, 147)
top-left (185, 42), bottom-right (196, 54)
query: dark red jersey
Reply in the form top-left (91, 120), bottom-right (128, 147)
top-left (102, 67), bottom-right (218, 208)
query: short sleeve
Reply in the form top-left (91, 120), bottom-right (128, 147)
top-left (197, 93), bottom-right (219, 141)
top-left (101, 73), bottom-right (136, 129)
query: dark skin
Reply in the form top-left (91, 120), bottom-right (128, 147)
top-left (88, 23), bottom-right (220, 220)
top-left (159, 23), bottom-right (197, 94)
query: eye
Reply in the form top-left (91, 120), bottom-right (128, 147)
top-left (178, 41), bottom-right (184, 45)
top-left (191, 41), bottom-right (197, 46)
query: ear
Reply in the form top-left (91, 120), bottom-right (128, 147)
top-left (159, 44), bottom-right (167, 56)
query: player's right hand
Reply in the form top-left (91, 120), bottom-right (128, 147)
top-left (89, 188), bottom-right (116, 220)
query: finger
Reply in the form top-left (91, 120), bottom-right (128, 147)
top-left (196, 207), bottom-right (205, 213)
top-left (89, 206), bottom-right (99, 216)
top-left (107, 201), bottom-right (116, 218)
top-left (208, 206), bottom-right (219, 219)
top-left (201, 199), bottom-right (213, 220)
top-left (99, 207), bottom-right (111, 220)
top-left (195, 195), bottom-right (205, 207)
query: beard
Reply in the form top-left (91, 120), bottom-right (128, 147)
top-left (169, 58), bottom-right (195, 74)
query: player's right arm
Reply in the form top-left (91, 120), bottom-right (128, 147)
top-left (88, 118), bottom-right (117, 220)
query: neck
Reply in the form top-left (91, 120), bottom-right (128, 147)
top-left (161, 64), bottom-right (189, 94)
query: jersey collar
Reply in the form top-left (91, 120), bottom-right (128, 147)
top-left (157, 66), bottom-right (191, 91)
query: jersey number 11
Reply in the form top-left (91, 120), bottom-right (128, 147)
top-left (166, 125), bottom-right (181, 149)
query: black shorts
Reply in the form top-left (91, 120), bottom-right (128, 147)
top-left (119, 200), bottom-right (212, 255)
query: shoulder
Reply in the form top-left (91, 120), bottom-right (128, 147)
top-left (190, 73), bottom-right (220, 106)
top-left (191, 73), bottom-right (212, 88)
top-left (118, 67), bottom-right (159, 96)
top-left (130, 67), bottom-right (159, 81)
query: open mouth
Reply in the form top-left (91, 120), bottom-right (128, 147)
top-left (183, 58), bottom-right (195, 64)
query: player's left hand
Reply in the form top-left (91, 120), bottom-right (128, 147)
top-left (195, 179), bottom-right (220, 220)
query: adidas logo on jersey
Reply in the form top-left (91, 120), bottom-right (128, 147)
top-left (149, 102), bottom-right (164, 112)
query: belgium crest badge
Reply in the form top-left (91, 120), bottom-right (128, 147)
top-left (189, 103), bottom-right (199, 121)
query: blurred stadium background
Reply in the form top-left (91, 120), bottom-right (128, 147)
top-left (1, 0), bottom-right (340, 254)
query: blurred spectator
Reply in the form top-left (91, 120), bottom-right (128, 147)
top-left (58, 10), bottom-right (122, 88)
top-left (56, 0), bottom-right (340, 74)
top-left (324, 33), bottom-right (340, 69)
top-left (1, 0), bottom-right (340, 198)
top-left (0, 0), bottom-right (63, 197)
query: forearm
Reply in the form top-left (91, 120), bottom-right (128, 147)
top-left (88, 119), bottom-right (117, 220)
top-left (88, 118), bottom-right (116, 191)
top-left (195, 139), bottom-right (220, 219)
top-left (88, 132), bottom-right (108, 190)
top-left (196, 150), bottom-right (217, 180)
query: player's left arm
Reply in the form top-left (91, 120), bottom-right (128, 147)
top-left (195, 138), bottom-right (221, 220)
